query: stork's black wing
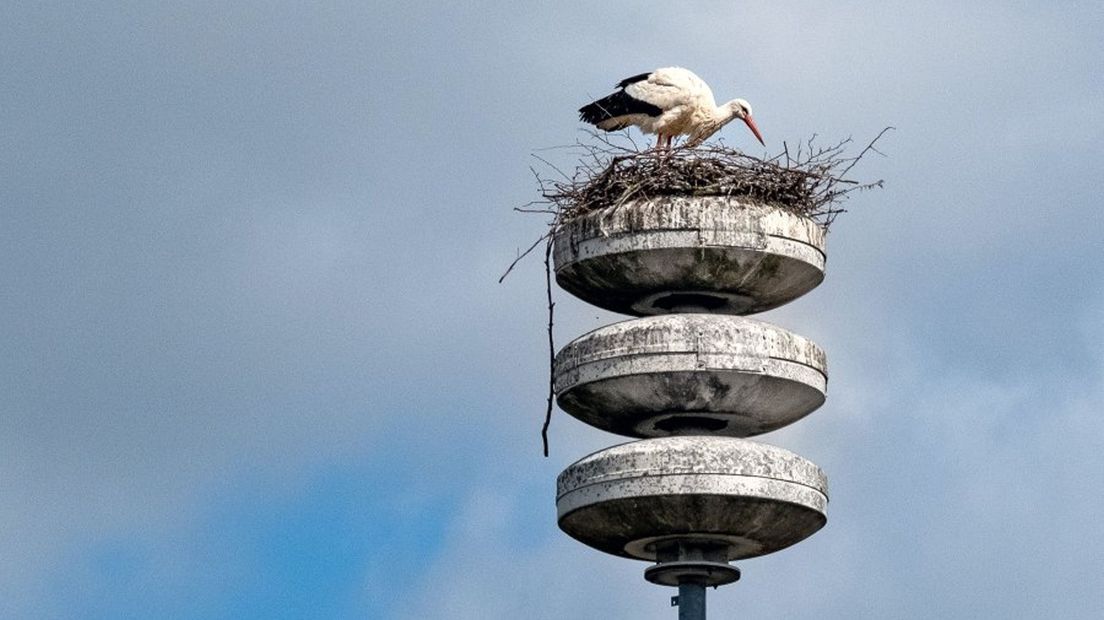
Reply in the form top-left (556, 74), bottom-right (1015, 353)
top-left (616, 72), bottom-right (653, 89)
top-left (578, 90), bottom-right (663, 126)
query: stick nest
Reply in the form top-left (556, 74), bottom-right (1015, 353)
top-left (537, 128), bottom-right (891, 230)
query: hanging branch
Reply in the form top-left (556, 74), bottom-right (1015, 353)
top-left (541, 237), bottom-right (555, 457)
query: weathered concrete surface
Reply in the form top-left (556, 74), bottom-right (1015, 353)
top-left (553, 196), bottom-right (826, 316)
top-left (554, 314), bottom-right (827, 438)
top-left (557, 436), bottom-right (828, 561)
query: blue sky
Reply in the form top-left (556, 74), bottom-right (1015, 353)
top-left (2, 1), bottom-right (1102, 618)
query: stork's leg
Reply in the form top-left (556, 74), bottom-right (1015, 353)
top-left (664, 134), bottom-right (673, 149)
top-left (654, 133), bottom-right (665, 151)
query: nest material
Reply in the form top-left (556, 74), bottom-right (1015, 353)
top-left (539, 129), bottom-right (891, 230)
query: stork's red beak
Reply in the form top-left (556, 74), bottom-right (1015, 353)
top-left (744, 115), bottom-right (765, 146)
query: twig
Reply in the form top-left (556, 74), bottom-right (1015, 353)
top-left (498, 232), bottom-right (550, 283)
top-left (838, 126), bottom-right (895, 180)
top-left (531, 153), bottom-right (572, 183)
top-left (541, 236), bottom-right (555, 457)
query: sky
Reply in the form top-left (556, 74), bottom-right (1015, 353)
top-left (1, 1), bottom-right (1102, 618)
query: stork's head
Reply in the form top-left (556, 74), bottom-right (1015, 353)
top-left (730, 99), bottom-right (753, 119)
top-left (727, 98), bottom-right (765, 146)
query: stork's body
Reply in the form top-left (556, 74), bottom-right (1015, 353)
top-left (579, 67), bottom-right (764, 149)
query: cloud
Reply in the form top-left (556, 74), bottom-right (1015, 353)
top-left (1, 1), bottom-right (1102, 617)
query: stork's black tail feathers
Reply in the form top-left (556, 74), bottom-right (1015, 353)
top-left (578, 90), bottom-right (663, 128)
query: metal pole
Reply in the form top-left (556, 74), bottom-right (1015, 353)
top-left (677, 580), bottom-right (706, 620)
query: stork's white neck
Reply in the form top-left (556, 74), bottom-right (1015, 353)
top-left (687, 100), bottom-right (744, 146)
top-left (716, 100), bottom-right (748, 125)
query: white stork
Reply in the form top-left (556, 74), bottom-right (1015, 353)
top-left (579, 67), bottom-right (765, 149)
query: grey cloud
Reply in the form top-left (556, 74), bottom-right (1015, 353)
top-left (1, 1), bottom-right (1101, 617)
